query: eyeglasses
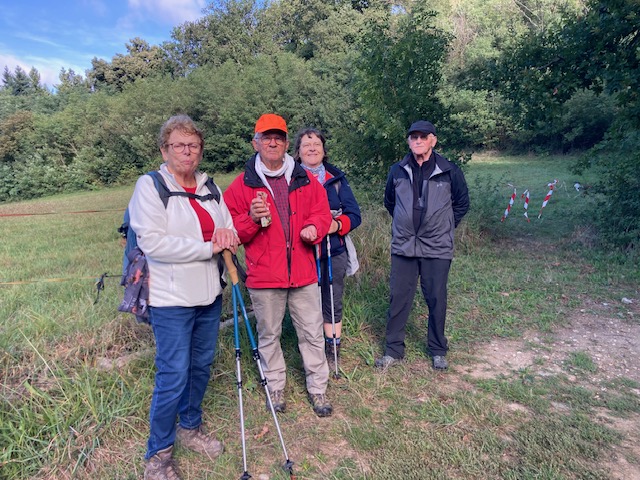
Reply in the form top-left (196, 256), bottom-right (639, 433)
top-left (257, 134), bottom-right (286, 145)
top-left (409, 133), bottom-right (433, 141)
top-left (167, 142), bottom-right (202, 153)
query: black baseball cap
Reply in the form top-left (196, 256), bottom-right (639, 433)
top-left (407, 120), bottom-right (436, 136)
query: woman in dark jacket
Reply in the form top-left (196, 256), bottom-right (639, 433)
top-left (294, 128), bottom-right (362, 369)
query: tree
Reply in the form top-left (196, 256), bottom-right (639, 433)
top-left (165, 0), bottom-right (277, 75)
top-left (28, 68), bottom-right (45, 93)
top-left (0, 110), bottom-right (34, 164)
top-left (1, 66), bottom-right (13, 90)
top-left (2, 66), bottom-right (33, 96)
top-left (87, 38), bottom-right (169, 91)
top-left (57, 68), bottom-right (89, 94)
top-left (347, 3), bottom-right (452, 178)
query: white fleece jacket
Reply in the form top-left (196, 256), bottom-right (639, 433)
top-left (128, 164), bottom-right (236, 307)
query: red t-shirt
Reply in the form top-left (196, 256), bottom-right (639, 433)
top-left (183, 186), bottom-right (215, 242)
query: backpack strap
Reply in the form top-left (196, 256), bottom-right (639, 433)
top-left (147, 171), bottom-right (220, 208)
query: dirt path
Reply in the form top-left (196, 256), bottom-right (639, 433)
top-left (459, 298), bottom-right (640, 480)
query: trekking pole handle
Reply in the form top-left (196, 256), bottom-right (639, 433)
top-left (222, 250), bottom-right (240, 285)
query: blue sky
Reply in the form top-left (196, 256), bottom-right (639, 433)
top-left (0, 0), bottom-right (208, 88)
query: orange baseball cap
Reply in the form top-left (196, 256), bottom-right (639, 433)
top-left (255, 113), bottom-right (288, 134)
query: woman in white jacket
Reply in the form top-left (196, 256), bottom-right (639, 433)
top-left (129, 115), bottom-right (239, 480)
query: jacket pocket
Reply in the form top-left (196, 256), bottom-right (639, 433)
top-left (171, 262), bottom-right (211, 304)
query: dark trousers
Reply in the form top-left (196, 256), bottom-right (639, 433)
top-left (319, 251), bottom-right (348, 324)
top-left (385, 255), bottom-right (451, 359)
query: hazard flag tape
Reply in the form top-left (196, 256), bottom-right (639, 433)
top-left (501, 186), bottom-right (517, 222)
top-left (521, 189), bottom-right (530, 222)
top-left (538, 179), bottom-right (558, 219)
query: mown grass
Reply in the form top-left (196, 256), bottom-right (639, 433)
top-left (1, 156), bottom-right (639, 479)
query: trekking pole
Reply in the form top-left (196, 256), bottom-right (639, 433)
top-left (326, 236), bottom-right (340, 379)
top-left (230, 279), bottom-right (251, 480)
top-left (223, 251), bottom-right (295, 478)
top-left (314, 244), bottom-right (323, 311)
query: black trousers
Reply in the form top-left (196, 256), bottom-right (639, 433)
top-left (384, 255), bottom-right (451, 359)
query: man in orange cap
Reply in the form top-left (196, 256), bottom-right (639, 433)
top-left (224, 113), bottom-right (334, 417)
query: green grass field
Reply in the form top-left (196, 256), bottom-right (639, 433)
top-left (1, 155), bottom-right (639, 479)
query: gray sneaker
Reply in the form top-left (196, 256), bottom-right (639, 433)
top-left (267, 389), bottom-right (286, 413)
top-left (374, 355), bottom-right (402, 369)
top-left (175, 425), bottom-right (223, 460)
top-left (432, 355), bottom-right (448, 370)
top-left (144, 446), bottom-right (181, 480)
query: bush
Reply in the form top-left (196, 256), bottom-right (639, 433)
top-left (559, 90), bottom-right (616, 152)
top-left (574, 129), bottom-right (640, 252)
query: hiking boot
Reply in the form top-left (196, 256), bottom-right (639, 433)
top-left (267, 389), bottom-right (286, 413)
top-left (308, 392), bottom-right (333, 417)
top-left (144, 446), bottom-right (181, 480)
top-left (432, 355), bottom-right (448, 370)
top-left (374, 355), bottom-right (402, 369)
top-left (176, 425), bottom-right (223, 460)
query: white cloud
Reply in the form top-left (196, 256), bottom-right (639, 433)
top-left (14, 33), bottom-right (64, 49)
top-left (0, 52), bottom-right (85, 89)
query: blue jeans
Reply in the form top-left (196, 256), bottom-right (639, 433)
top-left (145, 296), bottom-right (222, 459)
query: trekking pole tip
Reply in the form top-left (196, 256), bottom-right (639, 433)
top-left (283, 459), bottom-right (295, 474)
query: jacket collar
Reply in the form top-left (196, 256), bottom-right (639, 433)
top-left (400, 151), bottom-right (451, 174)
top-left (244, 154), bottom-right (311, 190)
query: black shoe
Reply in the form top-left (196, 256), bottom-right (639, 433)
top-left (267, 389), bottom-right (286, 413)
top-left (308, 393), bottom-right (333, 417)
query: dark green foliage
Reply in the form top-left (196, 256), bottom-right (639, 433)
top-left (87, 38), bottom-right (169, 92)
top-left (346, 3), bottom-right (452, 179)
top-left (574, 129), bottom-right (640, 251)
top-left (165, 0), bottom-right (279, 75)
top-left (558, 90), bottom-right (616, 152)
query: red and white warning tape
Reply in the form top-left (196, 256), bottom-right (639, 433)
top-left (521, 189), bottom-right (530, 222)
top-left (501, 186), bottom-right (517, 222)
top-left (538, 179), bottom-right (558, 219)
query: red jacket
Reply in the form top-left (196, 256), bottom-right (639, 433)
top-left (224, 155), bottom-right (332, 289)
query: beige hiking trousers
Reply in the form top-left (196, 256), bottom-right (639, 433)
top-left (248, 284), bottom-right (329, 394)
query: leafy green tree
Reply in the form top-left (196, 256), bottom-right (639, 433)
top-left (261, 0), bottom-right (348, 59)
top-left (57, 68), bottom-right (89, 94)
top-left (347, 3), bottom-right (452, 178)
top-left (87, 38), bottom-right (169, 91)
top-left (27, 68), bottom-right (46, 94)
top-left (1, 66), bottom-right (13, 90)
top-left (0, 110), bottom-right (34, 164)
top-left (165, 0), bottom-right (278, 75)
top-left (2, 66), bottom-right (32, 96)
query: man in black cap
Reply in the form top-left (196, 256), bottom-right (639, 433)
top-left (375, 120), bottom-right (469, 370)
